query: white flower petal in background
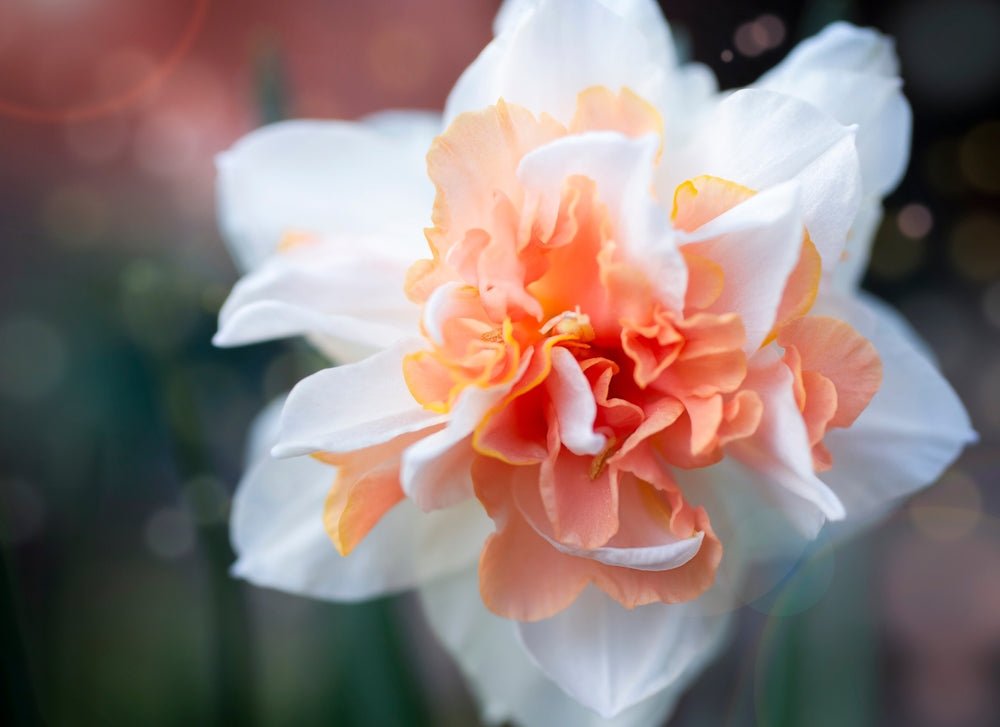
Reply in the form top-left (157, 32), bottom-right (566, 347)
top-left (357, 109), bottom-right (443, 152)
top-left (661, 88), bottom-right (861, 270)
top-left (815, 293), bottom-right (977, 515)
top-left (759, 70), bottom-right (910, 198)
top-left (486, 0), bottom-right (718, 145)
top-left (761, 21), bottom-right (899, 79)
top-left (760, 23), bottom-right (911, 295)
top-left (217, 119), bottom-right (436, 272)
top-left (420, 570), bottom-right (707, 727)
top-left (274, 340), bottom-right (444, 458)
top-left (517, 587), bottom-right (730, 718)
top-left (830, 198), bottom-right (882, 294)
top-left (213, 241), bottom-right (419, 362)
top-left (759, 22), bottom-right (911, 197)
top-left (446, 0), bottom-right (671, 125)
top-left (494, 0), bottom-right (675, 67)
top-left (232, 399), bottom-right (490, 601)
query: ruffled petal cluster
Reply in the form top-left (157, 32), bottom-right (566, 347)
top-left (215, 2), bottom-right (975, 724)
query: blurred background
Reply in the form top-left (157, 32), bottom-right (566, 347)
top-left (1, 0), bottom-right (998, 725)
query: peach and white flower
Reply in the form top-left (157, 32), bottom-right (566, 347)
top-left (215, 2), bottom-right (975, 724)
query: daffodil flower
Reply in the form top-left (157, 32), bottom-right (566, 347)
top-left (215, 2), bottom-right (975, 724)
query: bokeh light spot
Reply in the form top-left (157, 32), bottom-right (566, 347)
top-left (734, 14), bottom-right (785, 57)
top-left (897, 203), bottom-right (933, 239)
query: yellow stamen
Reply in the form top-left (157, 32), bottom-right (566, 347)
top-left (540, 309), bottom-right (595, 342)
top-left (589, 437), bottom-right (618, 480)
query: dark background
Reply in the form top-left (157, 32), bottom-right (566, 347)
top-left (1, 1), bottom-right (998, 725)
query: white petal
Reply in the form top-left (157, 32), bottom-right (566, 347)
top-left (400, 430), bottom-right (476, 512)
top-left (759, 21), bottom-right (899, 78)
top-left (678, 460), bottom-right (821, 602)
top-left (401, 351), bottom-right (535, 511)
top-left (493, 0), bottom-right (675, 67)
top-left (274, 340), bottom-right (444, 457)
top-left (757, 23), bottom-right (909, 196)
top-left (828, 198), bottom-right (882, 294)
top-left (759, 71), bottom-right (910, 197)
top-left (662, 89), bottom-right (862, 270)
top-left (214, 241), bottom-right (419, 362)
top-left (547, 347), bottom-right (606, 456)
top-left (815, 293), bottom-right (976, 514)
top-left (528, 518), bottom-right (705, 572)
top-left (678, 180), bottom-right (805, 352)
top-left (217, 119), bottom-right (434, 272)
top-left (357, 109), bottom-right (442, 150)
top-left (231, 402), bottom-right (489, 601)
top-left (420, 570), bottom-right (702, 727)
top-left (518, 131), bottom-right (686, 312)
top-left (517, 587), bottom-right (730, 718)
top-left (446, 0), bottom-right (670, 125)
top-left (730, 349), bottom-right (846, 524)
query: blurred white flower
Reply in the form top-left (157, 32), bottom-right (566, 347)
top-left (215, 2), bottom-right (974, 725)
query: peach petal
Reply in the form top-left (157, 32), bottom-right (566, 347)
top-left (516, 473), bottom-right (704, 572)
top-left (473, 385), bottom-right (550, 464)
top-left (426, 100), bottom-right (565, 258)
top-left (526, 176), bottom-right (621, 338)
top-left (652, 414), bottom-right (718, 470)
top-left (474, 457), bottom-right (590, 622)
top-left (675, 312), bottom-right (746, 359)
top-left (403, 350), bottom-right (454, 412)
top-left (621, 319), bottom-right (683, 389)
top-left (583, 357), bottom-right (646, 433)
top-left (652, 348), bottom-right (747, 398)
top-left (767, 235), bottom-right (822, 341)
top-left (569, 86), bottom-right (664, 151)
top-left (682, 250), bottom-right (726, 311)
top-left (671, 175), bottom-right (755, 233)
top-left (718, 390), bottom-right (764, 446)
top-left (683, 395), bottom-right (725, 456)
top-left (539, 424), bottom-right (620, 550)
top-left (612, 396), bottom-right (686, 464)
top-left (473, 328), bottom-right (575, 428)
top-left (475, 456), bottom-right (722, 620)
top-left (801, 370), bottom-right (838, 447)
top-left (778, 316), bottom-right (882, 428)
top-left (317, 431), bottom-right (428, 555)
